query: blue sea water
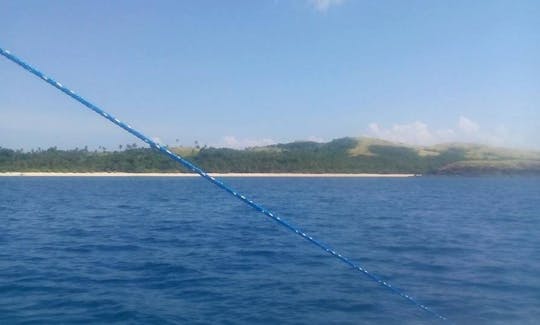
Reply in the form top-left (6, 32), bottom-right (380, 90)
top-left (0, 176), bottom-right (539, 324)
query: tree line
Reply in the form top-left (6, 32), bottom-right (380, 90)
top-left (2, 137), bottom-right (538, 174)
top-left (0, 138), bottom-right (470, 174)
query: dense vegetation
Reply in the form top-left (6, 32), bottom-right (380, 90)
top-left (1, 137), bottom-right (539, 175)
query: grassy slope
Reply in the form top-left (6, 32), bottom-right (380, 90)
top-left (345, 137), bottom-right (540, 174)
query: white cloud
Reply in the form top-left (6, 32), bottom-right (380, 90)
top-left (365, 116), bottom-right (508, 147)
top-left (368, 121), bottom-right (437, 145)
top-left (309, 0), bottom-right (345, 12)
top-left (151, 137), bottom-right (163, 145)
top-left (218, 136), bottom-right (276, 149)
top-left (306, 135), bottom-right (326, 143)
top-left (458, 116), bottom-right (479, 133)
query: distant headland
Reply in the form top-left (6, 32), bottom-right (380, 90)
top-left (1, 137), bottom-right (539, 176)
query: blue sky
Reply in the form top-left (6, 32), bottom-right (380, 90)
top-left (1, 0), bottom-right (539, 150)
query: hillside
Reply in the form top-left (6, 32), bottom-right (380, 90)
top-left (1, 137), bottom-right (539, 175)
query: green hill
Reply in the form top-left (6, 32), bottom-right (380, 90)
top-left (1, 137), bottom-right (539, 175)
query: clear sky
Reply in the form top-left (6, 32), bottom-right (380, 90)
top-left (1, 0), bottom-right (539, 150)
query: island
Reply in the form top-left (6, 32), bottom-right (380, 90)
top-left (1, 137), bottom-right (539, 176)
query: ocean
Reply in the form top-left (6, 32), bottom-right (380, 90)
top-left (1, 176), bottom-right (539, 324)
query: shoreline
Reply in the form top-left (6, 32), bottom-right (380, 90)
top-left (0, 172), bottom-right (419, 178)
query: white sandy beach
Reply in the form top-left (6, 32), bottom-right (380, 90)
top-left (0, 172), bottom-right (419, 178)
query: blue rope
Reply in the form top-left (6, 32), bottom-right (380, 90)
top-left (1, 47), bottom-right (447, 321)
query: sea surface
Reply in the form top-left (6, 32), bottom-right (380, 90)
top-left (0, 176), bottom-right (539, 324)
